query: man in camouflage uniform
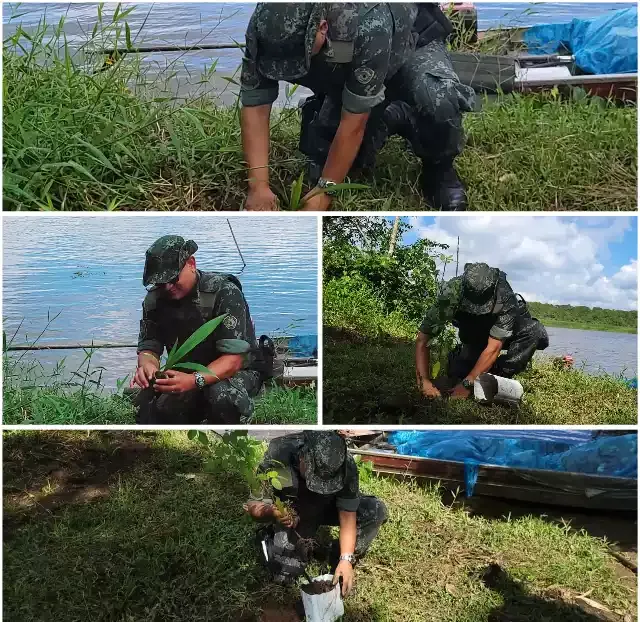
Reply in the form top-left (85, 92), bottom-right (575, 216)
top-left (131, 235), bottom-right (263, 424)
top-left (240, 3), bottom-right (475, 212)
top-left (416, 263), bottom-right (549, 400)
top-left (244, 431), bottom-right (388, 597)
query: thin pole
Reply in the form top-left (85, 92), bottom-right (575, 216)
top-left (227, 219), bottom-right (247, 268)
top-left (388, 216), bottom-right (400, 256)
top-left (455, 236), bottom-right (460, 277)
top-left (98, 43), bottom-right (245, 55)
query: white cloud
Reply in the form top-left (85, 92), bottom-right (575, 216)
top-left (411, 216), bottom-right (637, 311)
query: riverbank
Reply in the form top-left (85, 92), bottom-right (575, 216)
top-left (4, 22), bottom-right (636, 212)
top-left (529, 302), bottom-right (637, 334)
top-left (539, 319), bottom-right (637, 334)
top-left (2, 381), bottom-right (317, 425)
top-left (4, 430), bottom-right (636, 622)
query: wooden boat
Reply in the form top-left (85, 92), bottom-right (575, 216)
top-left (447, 5), bottom-right (637, 102)
top-left (347, 434), bottom-right (637, 512)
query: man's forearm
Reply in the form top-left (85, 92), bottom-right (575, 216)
top-left (203, 354), bottom-right (245, 386)
top-left (415, 334), bottom-right (432, 384)
top-left (137, 351), bottom-right (160, 369)
top-left (321, 111), bottom-right (368, 183)
top-left (466, 346), bottom-right (501, 381)
top-left (338, 510), bottom-right (357, 555)
top-left (241, 104), bottom-right (272, 188)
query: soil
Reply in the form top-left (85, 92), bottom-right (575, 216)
top-left (300, 579), bottom-right (335, 595)
top-left (295, 537), bottom-right (317, 563)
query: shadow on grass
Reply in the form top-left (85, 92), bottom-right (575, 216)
top-left (481, 563), bottom-right (618, 622)
top-left (324, 328), bottom-right (637, 425)
top-left (3, 431), bottom-right (298, 622)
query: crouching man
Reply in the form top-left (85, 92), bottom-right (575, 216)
top-left (244, 431), bottom-right (388, 597)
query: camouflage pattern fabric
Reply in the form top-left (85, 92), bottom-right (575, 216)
top-left (143, 235), bottom-right (198, 287)
top-left (137, 270), bottom-right (260, 369)
top-left (260, 496), bottom-right (388, 584)
top-left (135, 269), bottom-right (262, 424)
top-left (447, 318), bottom-right (550, 380)
top-left (135, 369), bottom-right (262, 424)
top-left (420, 264), bottom-right (524, 345)
top-left (259, 432), bottom-right (360, 512)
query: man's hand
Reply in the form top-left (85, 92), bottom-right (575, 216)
top-left (273, 507), bottom-right (299, 529)
top-left (243, 501), bottom-right (274, 520)
top-left (131, 359), bottom-right (159, 389)
top-left (450, 383), bottom-right (471, 400)
top-left (420, 379), bottom-right (442, 399)
top-left (333, 559), bottom-right (354, 597)
top-left (153, 370), bottom-right (196, 394)
top-left (245, 185), bottom-right (279, 211)
top-left (301, 189), bottom-right (333, 211)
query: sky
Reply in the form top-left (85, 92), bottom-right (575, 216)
top-left (399, 216), bottom-right (637, 311)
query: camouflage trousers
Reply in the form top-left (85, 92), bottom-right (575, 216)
top-left (448, 319), bottom-right (550, 380)
top-left (135, 370), bottom-right (262, 425)
top-left (261, 495), bottom-right (388, 584)
top-left (299, 39), bottom-right (476, 177)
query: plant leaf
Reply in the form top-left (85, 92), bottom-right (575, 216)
top-left (167, 314), bottom-right (228, 368)
top-left (271, 478), bottom-right (283, 490)
top-left (197, 431), bottom-right (209, 446)
top-left (216, 338), bottom-right (251, 354)
top-left (432, 361), bottom-right (441, 378)
top-left (173, 362), bottom-right (220, 379)
top-left (187, 430), bottom-right (198, 441)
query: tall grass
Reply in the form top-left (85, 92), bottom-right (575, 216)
top-left (4, 4), bottom-right (636, 211)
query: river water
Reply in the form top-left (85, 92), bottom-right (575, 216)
top-left (538, 326), bottom-right (637, 378)
top-left (3, 214), bottom-right (318, 387)
top-left (3, 2), bottom-right (632, 104)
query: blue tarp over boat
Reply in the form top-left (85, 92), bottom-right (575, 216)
top-left (285, 334), bottom-right (317, 358)
top-left (387, 431), bottom-right (637, 497)
top-left (523, 6), bottom-right (638, 75)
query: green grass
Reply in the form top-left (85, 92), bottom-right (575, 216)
top-left (3, 10), bottom-right (636, 211)
top-left (324, 331), bottom-right (637, 425)
top-left (537, 319), bottom-right (637, 334)
top-left (3, 431), bottom-right (636, 622)
top-left (2, 373), bottom-right (317, 425)
top-left (2, 383), bottom-right (316, 425)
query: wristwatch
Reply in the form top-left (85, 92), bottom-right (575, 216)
top-left (461, 378), bottom-right (474, 391)
top-left (339, 553), bottom-right (356, 564)
top-left (194, 372), bottom-right (206, 390)
top-left (317, 177), bottom-right (337, 190)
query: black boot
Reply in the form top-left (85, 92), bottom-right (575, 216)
top-left (421, 160), bottom-right (467, 211)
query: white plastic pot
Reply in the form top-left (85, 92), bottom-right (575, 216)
top-left (300, 574), bottom-right (344, 622)
top-left (474, 373), bottom-right (523, 405)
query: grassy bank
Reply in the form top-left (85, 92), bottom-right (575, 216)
top-left (4, 431), bottom-right (636, 622)
top-left (538, 320), bottom-right (637, 334)
top-left (4, 14), bottom-right (636, 211)
top-left (528, 302), bottom-right (637, 334)
top-left (323, 263), bottom-right (637, 425)
top-left (2, 380), bottom-right (317, 425)
top-left (324, 330), bottom-right (637, 425)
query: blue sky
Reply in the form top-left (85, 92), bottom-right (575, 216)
top-left (389, 216), bottom-right (637, 310)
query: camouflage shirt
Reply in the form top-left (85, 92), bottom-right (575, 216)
top-left (259, 432), bottom-right (360, 513)
top-left (419, 272), bottom-right (521, 345)
top-left (137, 270), bottom-right (259, 370)
top-left (241, 3), bottom-right (419, 114)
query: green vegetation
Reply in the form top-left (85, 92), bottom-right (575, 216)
top-left (323, 217), bottom-right (637, 425)
top-left (529, 302), bottom-right (637, 334)
top-left (4, 7), bottom-right (636, 211)
top-left (4, 431), bottom-right (636, 621)
top-left (324, 332), bottom-right (637, 425)
top-left (3, 348), bottom-right (316, 424)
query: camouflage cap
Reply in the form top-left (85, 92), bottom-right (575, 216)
top-left (253, 3), bottom-right (326, 80)
top-left (460, 262), bottom-right (499, 315)
top-left (301, 431), bottom-right (347, 495)
top-left (143, 235), bottom-right (198, 287)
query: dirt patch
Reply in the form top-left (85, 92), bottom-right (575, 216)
top-left (4, 432), bottom-right (155, 535)
top-left (301, 579), bottom-right (335, 595)
top-left (259, 605), bottom-right (301, 622)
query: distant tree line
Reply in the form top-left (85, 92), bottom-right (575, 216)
top-left (529, 302), bottom-right (637, 331)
